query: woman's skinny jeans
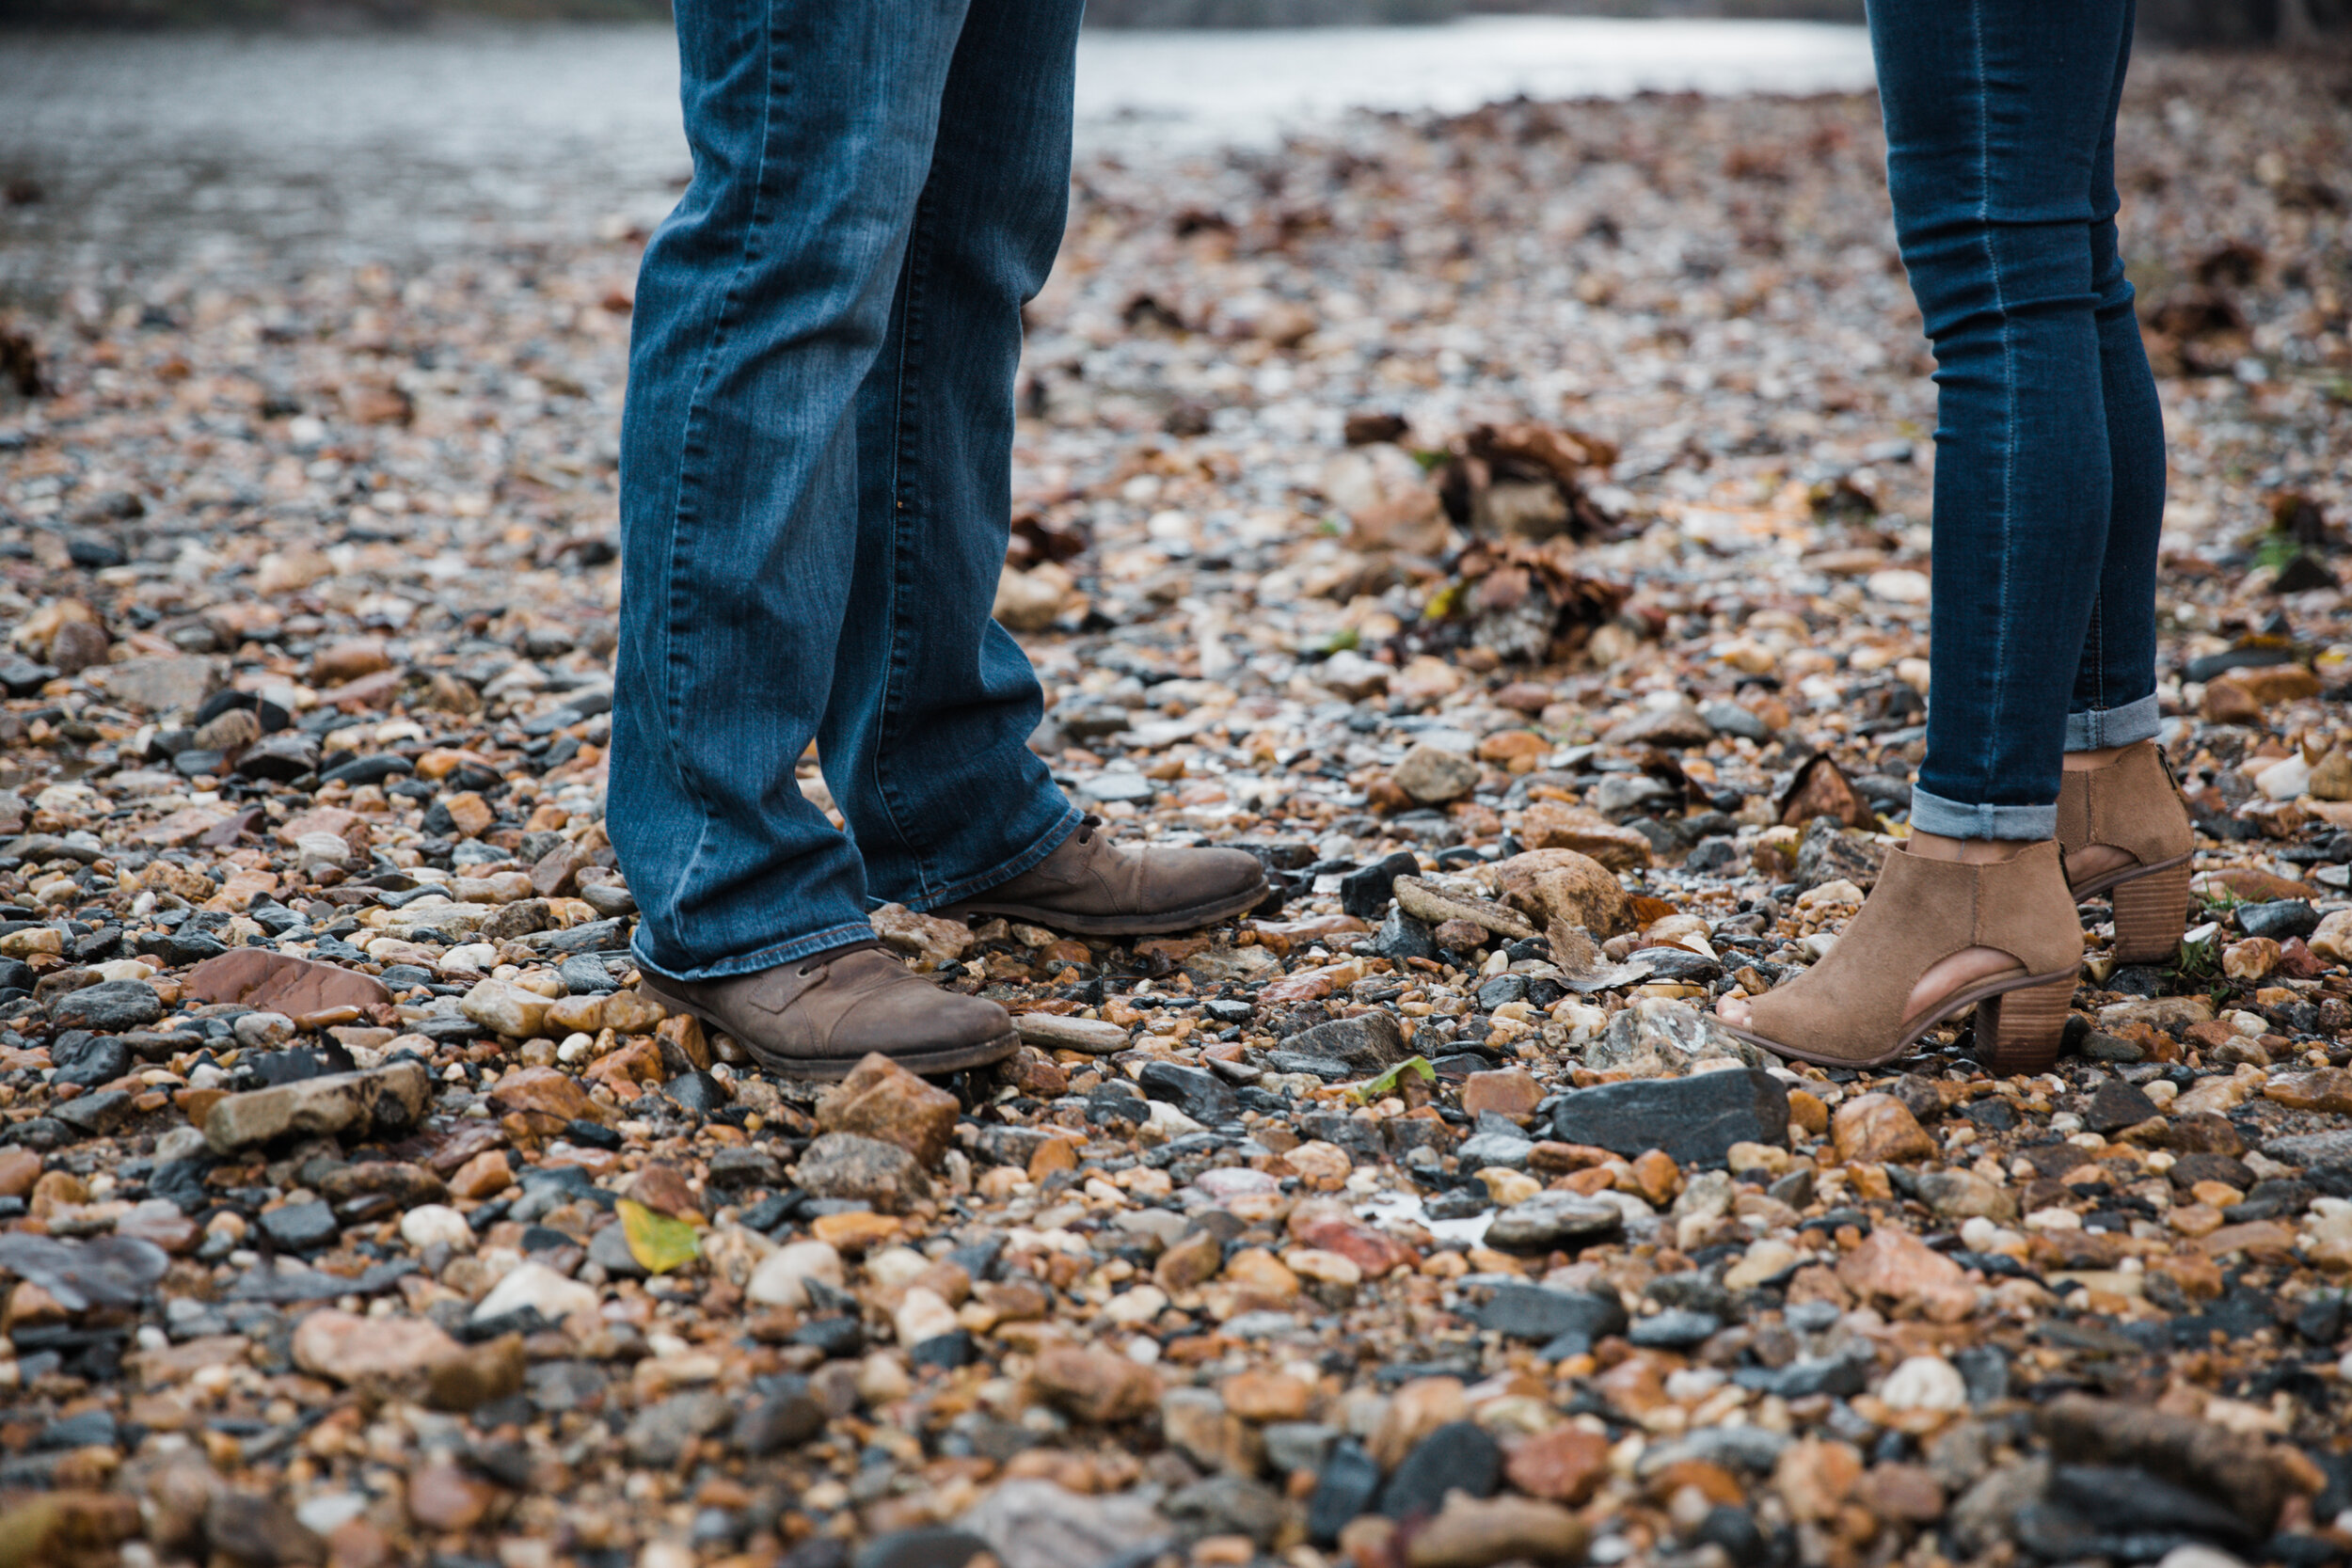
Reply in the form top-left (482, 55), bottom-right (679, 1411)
top-left (1868, 0), bottom-right (2168, 840)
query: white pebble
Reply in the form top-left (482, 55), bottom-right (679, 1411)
top-left (400, 1203), bottom-right (472, 1251)
top-left (1877, 1354), bottom-right (1966, 1412)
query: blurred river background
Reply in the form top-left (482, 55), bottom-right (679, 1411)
top-left (0, 17), bottom-right (1885, 305)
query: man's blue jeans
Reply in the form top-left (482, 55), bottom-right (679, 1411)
top-left (612, 0), bottom-right (1087, 980)
top-left (1869, 0), bottom-right (2168, 841)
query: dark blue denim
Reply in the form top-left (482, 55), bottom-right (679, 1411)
top-left (612, 0), bottom-right (1086, 980)
top-left (1869, 0), bottom-right (2167, 840)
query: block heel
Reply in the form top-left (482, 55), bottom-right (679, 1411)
top-left (2059, 741), bottom-right (2198, 966)
top-left (2107, 859), bottom-right (2193, 965)
top-left (1975, 974), bottom-right (2076, 1077)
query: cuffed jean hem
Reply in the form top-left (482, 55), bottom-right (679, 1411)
top-left (2064, 693), bottom-right (2161, 751)
top-left (630, 918), bottom-right (884, 985)
top-left (1909, 785), bottom-right (2058, 841)
top-left (905, 800), bottom-right (1087, 912)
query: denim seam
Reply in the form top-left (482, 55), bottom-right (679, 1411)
top-left (655, 7), bottom-right (788, 948)
top-left (1974, 0), bottom-right (2017, 817)
top-left (909, 802), bottom-right (1088, 911)
top-left (2088, 589), bottom-right (2106, 733)
top-left (871, 179), bottom-right (939, 902)
top-left (632, 919), bottom-right (881, 985)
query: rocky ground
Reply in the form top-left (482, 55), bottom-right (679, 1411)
top-left (0, 43), bottom-right (2350, 1568)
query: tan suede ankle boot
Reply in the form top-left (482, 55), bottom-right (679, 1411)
top-left (2058, 740), bottom-right (2196, 964)
top-left (1720, 840), bottom-right (2083, 1074)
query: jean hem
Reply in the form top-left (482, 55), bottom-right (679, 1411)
top-left (1910, 785), bottom-right (2058, 841)
top-left (630, 919), bottom-right (882, 986)
top-left (909, 799), bottom-right (1086, 911)
top-left (2063, 693), bottom-right (2161, 751)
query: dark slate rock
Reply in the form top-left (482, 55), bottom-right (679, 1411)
top-left (1732, 1346), bottom-right (1872, 1400)
top-left (2080, 1077), bottom-right (2161, 1134)
top-left (1136, 1060), bottom-right (1239, 1123)
top-left (660, 1071), bottom-right (727, 1117)
top-left (1549, 1068), bottom-right (1789, 1167)
top-left (1628, 1308), bottom-right (1724, 1349)
top-left (792, 1316), bottom-right (864, 1357)
top-left (234, 731), bottom-right (319, 783)
top-left (34, 1408), bottom-right (119, 1451)
top-left (707, 1147), bottom-right (783, 1191)
top-left (2042, 1462), bottom-right (2257, 1545)
top-left (1471, 1282), bottom-right (1629, 1342)
top-left (564, 1117), bottom-right (624, 1151)
top-left (588, 1223), bottom-right (647, 1280)
top-left (557, 953), bottom-right (625, 994)
top-left (1261, 1052), bottom-right (1357, 1080)
top-left (4, 1117), bottom-right (71, 1151)
top-left (1297, 1112), bottom-right (1386, 1160)
top-left (852, 1529), bottom-right (993, 1568)
top-left (2238, 900), bottom-right (2320, 942)
top-left (736, 1377), bottom-right (826, 1454)
top-left (1164, 1474), bottom-right (1286, 1546)
top-left (2168, 1150), bottom-right (2257, 1190)
top-left (529, 917), bottom-right (633, 956)
top-left (461, 1306), bottom-right (550, 1343)
top-left (1308, 1438), bottom-right (1381, 1544)
top-left (626, 1388), bottom-right (732, 1468)
top-left (52, 1031), bottom-right (130, 1089)
top-left (1424, 1188), bottom-right (1492, 1221)
top-left (162, 930), bottom-right (230, 966)
top-left (1380, 1420), bottom-right (1501, 1518)
top-left (319, 753), bottom-right (413, 786)
top-left (223, 1259), bottom-right (414, 1304)
top-left (47, 979), bottom-right (164, 1033)
top-left (2264, 1131), bottom-right (2352, 1172)
top-left (258, 1200), bottom-right (339, 1254)
top-left (910, 1329), bottom-right (977, 1370)
top-left (53, 1090), bottom-right (134, 1135)
top-left (1694, 1506), bottom-right (1770, 1568)
top-left (1963, 1097), bottom-right (2018, 1133)
top-left (525, 1359), bottom-right (607, 1413)
top-left (1485, 1189), bottom-right (1619, 1249)
top-left (1370, 908), bottom-right (1438, 962)
top-left (1475, 974), bottom-right (1527, 1009)
top-left (1341, 850), bottom-right (1422, 919)
top-left (0, 657), bottom-right (59, 697)
top-left (1276, 1010), bottom-right (1407, 1070)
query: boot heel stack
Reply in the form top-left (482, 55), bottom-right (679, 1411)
top-left (2108, 861), bottom-right (2193, 965)
top-left (1976, 976), bottom-right (2075, 1076)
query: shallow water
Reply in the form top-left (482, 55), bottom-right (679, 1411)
top-left (0, 18), bottom-right (1874, 302)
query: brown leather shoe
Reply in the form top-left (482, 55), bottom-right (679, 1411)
top-left (637, 942), bottom-right (1015, 1081)
top-left (942, 816), bottom-right (1268, 936)
top-left (1718, 841), bottom-right (2083, 1074)
top-left (2058, 739), bottom-right (2196, 963)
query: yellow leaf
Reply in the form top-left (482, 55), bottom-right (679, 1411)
top-left (618, 1198), bottom-right (698, 1275)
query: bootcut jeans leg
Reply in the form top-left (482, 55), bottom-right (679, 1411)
top-left (828, 0), bottom-right (1088, 914)
top-left (611, 0), bottom-right (1082, 981)
top-left (1867, 0), bottom-right (2164, 837)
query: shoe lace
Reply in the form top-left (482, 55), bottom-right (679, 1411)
top-left (1073, 815), bottom-right (1101, 847)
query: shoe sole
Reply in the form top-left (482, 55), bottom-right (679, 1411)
top-left (1719, 965), bottom-right (2081, 1074)
top-left (2068, 852), bottom-right (2194, 966)
top-left (937, 878), bottom-right (1271, 938)
top-left (635, 976), bottom-right (1018, 1083)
